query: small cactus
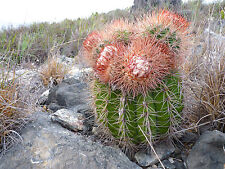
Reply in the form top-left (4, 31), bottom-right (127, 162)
top-left (83, 10), bottom-right (191, 147)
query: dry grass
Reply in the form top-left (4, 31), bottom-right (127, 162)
top-left (40, 50), bottom-right (69, 87)
top-left (182, 29), bottom-right (225, 132)
top-left (0, 66), bottom-right (28, 156)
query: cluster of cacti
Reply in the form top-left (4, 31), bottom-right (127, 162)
top-left (83, 10), bottom-right (191, 147)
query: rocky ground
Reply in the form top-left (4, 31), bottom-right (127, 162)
top-left (0, 30), bottom-right (225, 168)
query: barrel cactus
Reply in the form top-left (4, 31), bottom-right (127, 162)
top-left (83, 10), bottom-right (191, 147)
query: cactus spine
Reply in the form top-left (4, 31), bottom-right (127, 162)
top-left (83, 10), bottom-right (190, 147)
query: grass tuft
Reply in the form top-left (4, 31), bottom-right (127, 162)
top-left (0, 66), bottom-right (28, 155)
top-left (40, 50), bottom-right (69, 87)
top-left (183, 32), bottom-right (225, 132)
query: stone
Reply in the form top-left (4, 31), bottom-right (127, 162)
top-left (173, 159), bottom-right (186, 169)
top-left (135, 141), bottom-right (175, 167)
top-left (147, 159), bottom-right (186, 169)
top-left (45, 77), bottom-right (94, 132)
top-left (57, 55), bottom-right (74, 67)
top-left (204, 28), bottom-right (225, 48)
top-left (179, 131), bottom-right (198, 143)
top-left (46, 78), bottom-right (90, 111)
top-left (14, 69), bottom-right (46, 107)
top-left (180, 151), bottom-right (188, 165)
top-left (168, 157), bottom-right (174, 163)
top-left (65, 67), bottom-right (92, 80)
top-left (147, 166), bottom-right (161, 169)
top-left (186, 130), bottom-right (225, 169)
top-left (37, 89), bottom-right (49, 105)
top-left (204, 28), bottom-right (225, 45)
top-left (48, 102), bottom-right (62, 112)
top-left (0, 111), bottom-right (142, 169)
top-left (135, 151), bottom-right (153, 167)
top-left (158, 159), bottom-right (176, 169)
top-left (56, 55), bottom-right (93, 81)
top-left (51, 108), bottom-right (85, 132)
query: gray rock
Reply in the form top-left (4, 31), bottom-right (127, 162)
top-left (45, 77), bottom-right (95, 132)
top-left (135, 141), bottom-right (175, 167)
top-left (46, 78), bottom-right (90, 111)
top-left (147, 166), bottom-right (162, 169)
top-left (51, 109), bottom-right (85, 132)
top-left (135, 151), bottom-right (153, 167)
top-left (186, 130), bottom-right (225, 169)
top-left (147, 158), bottom-right (186, 169)
top-left (180, 131), bottom-right (198, 143)
top-left (173, 159), bottom-right (186, 169)
top-left (158, 159), bottom-right (175, 169)
top-left (48, 102), bottom-right (62, 112)
top-left (57, 55), bottom-right (74, 67)
top-left (37, 89), bottom-right (49, 105)
top-left (45, 77), bottom-right (94, 132)
top-left (204, 28), bottom-right (225, 45)
top-left (0, 111), bottom-right (141, 169)
top-left (65, 67), bottom-right (92, 80)
top-left (14, 69), bottom-right (45, 107)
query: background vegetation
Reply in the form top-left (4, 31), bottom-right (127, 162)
top-left (0, 9), bottom-right (131, 65)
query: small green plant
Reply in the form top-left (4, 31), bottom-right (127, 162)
top-left (221, 9), bottom-right (224, 19)
top-left (83, 10), bottom-right (191, 147)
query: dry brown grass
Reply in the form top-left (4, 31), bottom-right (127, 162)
top-left (182, 30), bottom-right (225, 132)
top-left (0, 68), bottom-right (28, 155)
top-left (40, 51), bottom-right (69, 87)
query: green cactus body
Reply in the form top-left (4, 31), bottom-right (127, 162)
top-left (146, 26), bottom-right (181, 50)
top-left (93, 74), bottom-right (183, 145)
top-left (114, 30), bottom-right (132, 45)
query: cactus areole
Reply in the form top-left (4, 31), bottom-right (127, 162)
top-left (83, 10), bottom-right (190, 147)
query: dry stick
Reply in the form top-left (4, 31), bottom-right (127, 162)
top-left (50, 38), bottom-right (85, 53)
top-left (173, 117), bottom-right (225, 134)
top-left (138, 125), bottom-right (166, 169)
